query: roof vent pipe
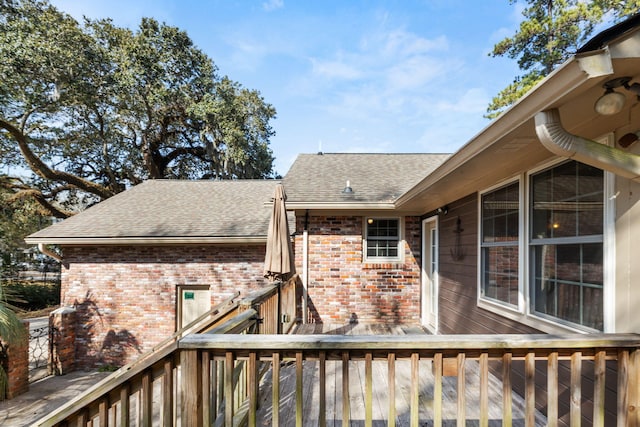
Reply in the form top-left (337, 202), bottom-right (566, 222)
top-left (534, 108), bottom-right (640, 182)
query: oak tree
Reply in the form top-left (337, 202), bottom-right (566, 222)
top-left (0, 0), bottom-right (277, 217)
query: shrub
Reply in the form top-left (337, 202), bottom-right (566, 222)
top-left (3, 281), bottom-right (60, 312)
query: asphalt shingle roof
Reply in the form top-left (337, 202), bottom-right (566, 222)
top-left (27, 153), bottom-right (451, 243)
top-left (27, 180), bottom-right (280, 241)
top-left (282, 153), bottom-right (450, 204)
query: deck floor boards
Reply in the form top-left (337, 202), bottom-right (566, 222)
top-left (255, 323), bottom-right (547, 426)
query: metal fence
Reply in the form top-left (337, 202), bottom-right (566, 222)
top-left (28, 320), bottom-right (50, 382)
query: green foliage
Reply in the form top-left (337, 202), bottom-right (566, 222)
top-left (0, 184), bottom-right (50, 269)
top-left (487, 0), bottom-right (640, 118)
top-left (485, 71), bottom-right (545, 119)
top-left (3, 281), bottom-right (60, 311)
top-left (0, 0), bottom-right (277, 219)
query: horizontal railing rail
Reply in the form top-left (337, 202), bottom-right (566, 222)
top-left (179, 333), bottom-right (640, 427)
top-left (33, 292), bottom-right (243, 427)
top-left (33, 278), bottom-right (298, 427)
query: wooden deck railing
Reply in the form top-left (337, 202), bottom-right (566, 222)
top-left (238, 276), bottom-right (298, 334)
top-left (32, 277), bottom-right (639, 427)
top-left (33, 279), bottom-right (297, 427)
top-left (179, 333), bottom-right (640, 427)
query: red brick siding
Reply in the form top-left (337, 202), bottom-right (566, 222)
top-left (61, 245), bottom-right (267, 368)
top-left (49, 307), bottom-right (77, 375)
top-left (2, 321), bottom-right (29, 399)
top-left (294, 215), bottom-right (422, 324)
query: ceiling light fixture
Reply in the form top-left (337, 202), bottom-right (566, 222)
top-left (594, 76), bottom-right (640, 115)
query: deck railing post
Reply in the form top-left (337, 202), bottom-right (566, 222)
top-left (181, 348), bottom-right (203, 427)
top-left (34, 331), bottom-right (640, 427)
top-left (570, 351), bottom-right (582, 427)
top-left (593, 350), bottom-right (606, 427)
top-left (525, 352), bottom-right (535, 426)
top-left (629, 348), bottom-right (640, 427)
top-left (547, 351), bottom-right (558, 427)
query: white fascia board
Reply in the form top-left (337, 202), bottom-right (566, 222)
top-left (24, 236), bottom-right (268, 246)
top-left (284, 202), bottom-right (397, 210)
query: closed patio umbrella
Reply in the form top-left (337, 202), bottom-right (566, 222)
top-left (264, 184), bottom-right (295, 282)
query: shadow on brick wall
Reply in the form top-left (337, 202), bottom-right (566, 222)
top-left (73, 292), bottom-right (141, 368)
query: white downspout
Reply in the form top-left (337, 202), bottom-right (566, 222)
top-left (535, 108), bottom-right (640, 181)
top-left (301, 209), bottom-right (309, 324)
top-left (37, 243), bottom-right (62, 262)
top-left (302, 229), bottom-right (308, 324)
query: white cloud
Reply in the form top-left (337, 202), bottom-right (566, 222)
top-left (379, 31), bottom-right (448, 58)
top-left (385, 56), bottom-right (448, 90)
top-left (262, 0), bottom-right (284, 12)
top-left (311, 58), bottom-right (362, 80)
top-left (435, 88), bottom-right (490, 113)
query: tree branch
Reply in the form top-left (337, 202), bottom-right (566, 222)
top-left (7, 188), bottom-right (75, 218)
top-left (0, 118), bottom-right (115, 200)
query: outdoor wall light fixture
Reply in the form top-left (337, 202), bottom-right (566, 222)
top-left (594, 76), bottom-right (640, 115)
top-left (619, 131), bottom-right (640, 148)
top-left (436, 206), bottom-right (449, 215)
top-left (367, 218), bottom-right (374, 224)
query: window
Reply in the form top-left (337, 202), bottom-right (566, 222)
top-left (365, 218), bottom-right (400, 261)
top-left (481, 181), bottom-right (520, 307)
top-left (479, 160), bottom-right (606, 332)
top-left (530, 161), bottom-right (603, 330)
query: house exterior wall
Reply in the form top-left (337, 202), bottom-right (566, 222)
top-left (61, 245), bottom-right (267, 368)
top-left (438, 192), bottom-right (618, 426)
top-left (613, 176), bottom-right (640, 333)
top-left (436, 193), bottom-right (540, 335)
top-left (294, 214), bottom-right (422, 324)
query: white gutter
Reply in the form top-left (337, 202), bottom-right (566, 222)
top-left (285, 202), bottom-right (397, 210)
top-left (535, 108), bottom-right (640, 182)
top-left (37, 243), bottom-right (62, 262)
top-left (25, 236), bottom-right (268, 246)
top-left (302, 229), bottom-right (308, 324)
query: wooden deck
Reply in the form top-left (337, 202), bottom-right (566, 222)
top-left (254, 323), bottom-right (547, 426)
top-left (33, 282), bottom-right (640, 427)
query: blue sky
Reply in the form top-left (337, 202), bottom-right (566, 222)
top-left (51, 0), bottom-right (524, 176)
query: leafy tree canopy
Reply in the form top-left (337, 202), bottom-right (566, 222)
top-left (487, 0), bottom-right (640, 118)
top-left (0, 181), bottom-right (48, 257)
top-left (0, 0), bottom-right (277, 218)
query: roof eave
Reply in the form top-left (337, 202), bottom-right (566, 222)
top-left (394, 48), bottom-right (616, 210)
top-left (24, 236), bottom-right (268, 246)
top-left (285, 202), bottom-right (397, 210)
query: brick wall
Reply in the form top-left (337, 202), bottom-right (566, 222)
top-left (50, 307), bottom-right (77, 375)
top-left (2, 321), bottom-right (29, 399)
top-left (61, 245), bottom-right (268, 368)
top-left (294, 215), bottom-right (422, 324)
